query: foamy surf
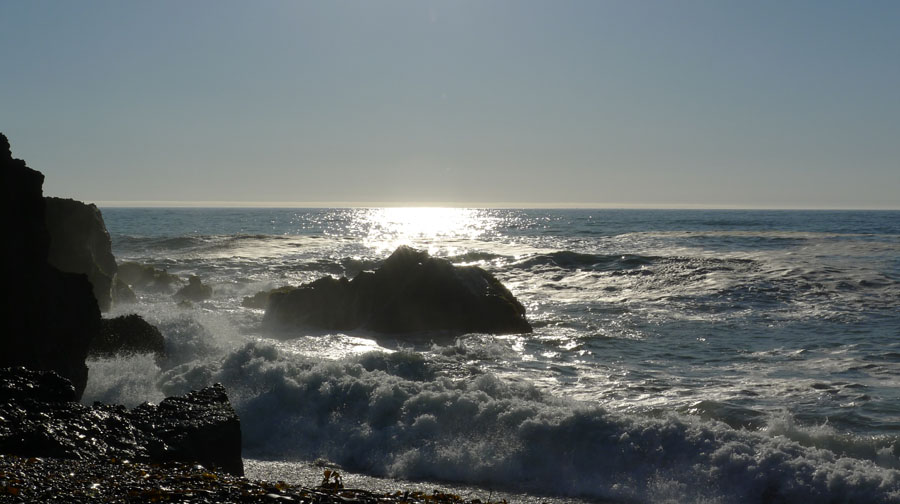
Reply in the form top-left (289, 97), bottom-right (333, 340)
top-left (84, 333), bottom-right (900, 503)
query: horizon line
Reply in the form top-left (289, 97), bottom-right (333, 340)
top-left (90, 200), bottom-right (900, 211)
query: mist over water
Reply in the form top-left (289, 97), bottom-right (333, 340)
top-left (87, 208), bottom-right (900, 503)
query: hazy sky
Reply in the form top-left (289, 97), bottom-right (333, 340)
top-left (2, 1), bottom-right (898, 208)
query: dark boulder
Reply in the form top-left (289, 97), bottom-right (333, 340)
top-left (0, 367), bottom-right (243, 476)
top-left (92, 314), bottom-right (166, 358)
top-left (1, 133), bottom-right (100, 400)
top-left (118, 261), bottom-right (181, 293)
top-left (264, 246), bottom-right (532, 335)
top-left (129, 383), bottom-right (243, 476)
top-left (241, 285), bottom-right (295, 309)
top-left (174, 275), bottom-right (213, 302)
top-left (44, 197), bottom-right (121, 311)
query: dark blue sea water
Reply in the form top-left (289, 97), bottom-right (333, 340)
top-left (89, 208), bottom-right (900, 503)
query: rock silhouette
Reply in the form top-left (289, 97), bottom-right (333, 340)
top-left (44, 197), bottom-right (128, 311)
top-left (118, 261), bottom-right (181, 293)
top-left (264, 246), bottom-right (532, 335)
top-left (91, 314), bottom-right (166, 358)
top-left (174, 275), bottom-right (212, 302)
top-left (1, 133), bottom-right (100, 399)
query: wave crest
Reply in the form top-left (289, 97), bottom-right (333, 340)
top-left (154, 342), bottom-right (900, 503)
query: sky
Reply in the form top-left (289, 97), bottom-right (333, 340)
top-left (2, 1), bottom-right (898, 209)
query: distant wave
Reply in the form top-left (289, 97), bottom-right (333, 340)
top-left (114, 233), bottom-right (297, 252)
top-left (513, 251), bottom-right (655, 271)
top-left (504, 248), bottom-right (899, 321)
top-left (114, 235), bottom-right (209, 251)
top-left (446, 251), bottom-right (508, 264)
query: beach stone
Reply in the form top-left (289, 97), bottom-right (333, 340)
top-left (1, 133), bottom-right (100, 400)
top-left (174, 275), bottom-right (213, 302)
top-left (264, 245), bottom-right (532, 335)
top-left (91, 314), bottom-right (166, 357)
top-left (44, 197), bottom-right (120, 311)
top-left (0, 367), bottom-right (244, 476)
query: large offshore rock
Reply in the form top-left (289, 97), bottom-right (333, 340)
top-left (264, 246), bottom-right (532, 335)
top-left (1, 133), bottom-right (100, 400)
top-left (44, 197), bottom-right (121, 311)
top-left (0, 367), bottom-right (244, 476)
top-left (92, 314), bottom-right (166, 358)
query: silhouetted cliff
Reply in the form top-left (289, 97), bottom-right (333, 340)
top-left (45, 197), bottom-right (128, 311)
top-left (1, 132), bottom-right (100, 399)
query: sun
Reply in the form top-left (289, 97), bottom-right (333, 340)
top-left (361, 207), bottom-right (490, 254)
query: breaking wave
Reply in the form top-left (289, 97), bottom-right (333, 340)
top-left (145, 341), bottom-right (899, 503)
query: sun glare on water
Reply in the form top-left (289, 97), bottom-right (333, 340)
top-left (361, 207), bottom-right (491, 254)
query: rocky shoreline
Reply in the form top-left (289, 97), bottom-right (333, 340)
top-left (0, 367), bottom-right (244, 477)
top-left (0, 454), bottom-right (502, 504)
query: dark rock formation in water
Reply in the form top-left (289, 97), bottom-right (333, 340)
top-left (118, 261), bottom-right (181, 293)
top-left (241, 285), bottom-right (294, 309)
top-left (1, 133), bottom-right (100, 400)
top-left (174, 275), bottom-right (213, 302)
top-left (44, 196), bottom-right (128, 311)
top-left (91, 314), bottom-right (166, 358)
top-left (264, 246), bottom-right (532, 335)
top-left (0, 367), bottom-right (244, 476)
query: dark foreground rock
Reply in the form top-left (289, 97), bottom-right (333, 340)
top-left (1, 133), bottom-right (100, 400)
top-left (264, 246), bottom-right (532, 335)
top-left (91, 314), bottom-right (166, 358)
top-left (0, 367), bottom-right (243, 476)
top-left (44, 197), bottom-right (128, 311)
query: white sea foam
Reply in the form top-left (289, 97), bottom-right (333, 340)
top-left (82, 353), bottom-right (165, 407)
top-left (129, 340), bottom-right (899, 503)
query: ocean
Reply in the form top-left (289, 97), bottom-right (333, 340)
top-left (86, 208), bottom-right (900, 503)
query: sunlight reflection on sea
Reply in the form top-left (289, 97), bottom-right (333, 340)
top-left (359, 207), bottom-right (496, 255)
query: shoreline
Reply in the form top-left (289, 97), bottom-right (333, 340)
top-left (0, 454), bottom-right (523, 504)
top-left (244, 458), bottom-right (609, 504)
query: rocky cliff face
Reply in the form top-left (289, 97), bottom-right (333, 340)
top-left (45, 197), bottom-right (124, 311)
top-left (1, 133), bottom-right (100, 400)
top-left (264, 245), bottom-right (532, 335)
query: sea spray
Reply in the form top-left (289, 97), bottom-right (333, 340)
top-left (123, 338), bottom-right (896, 503)
top-left (82, 353), bottom-right (165, 407)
